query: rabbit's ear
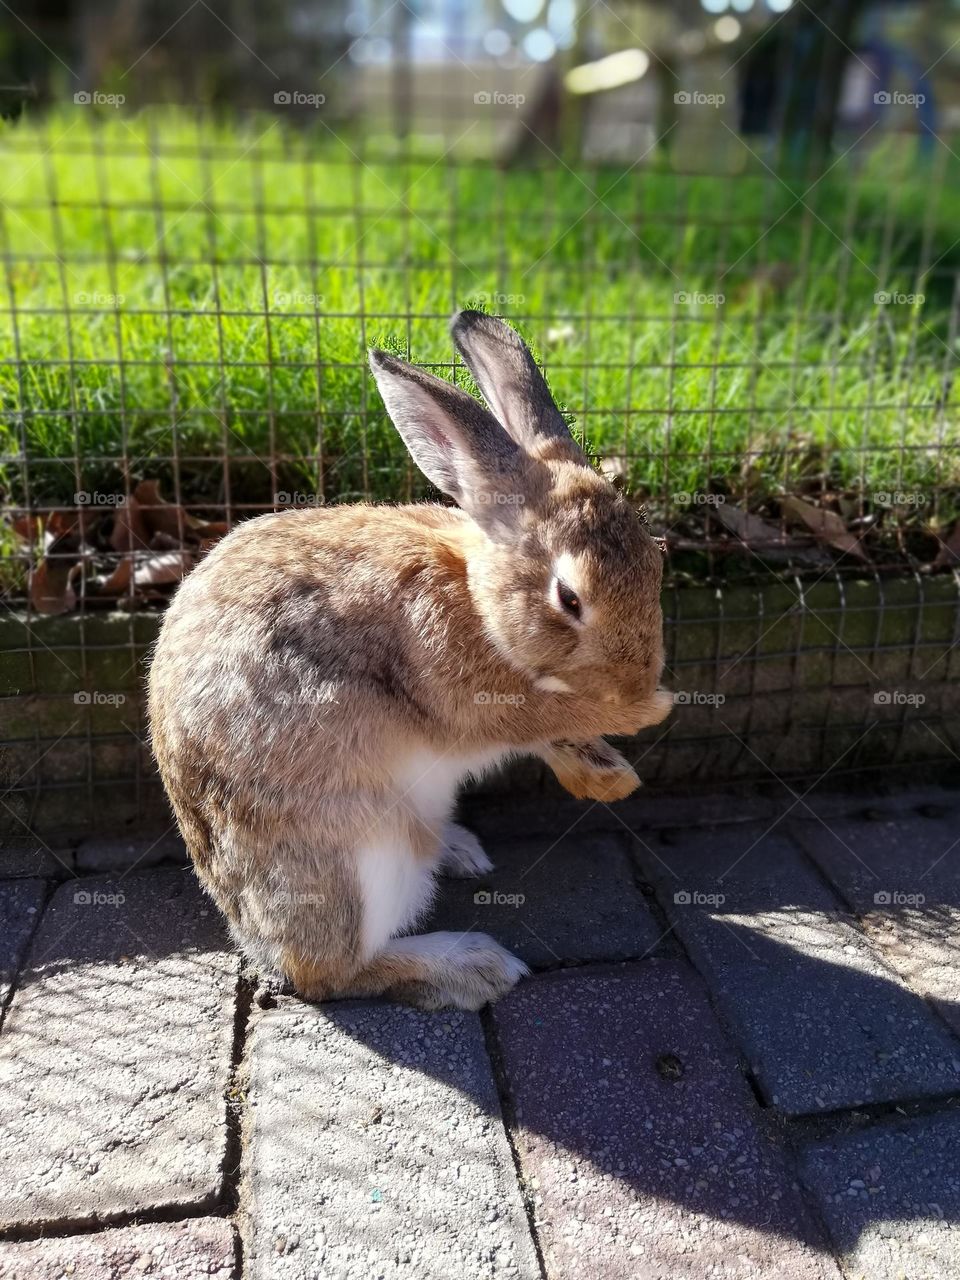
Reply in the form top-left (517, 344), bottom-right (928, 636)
top-left (369, 348), bottom-right (539, 528)
top-left (450, 310), bottom-right (587, 462)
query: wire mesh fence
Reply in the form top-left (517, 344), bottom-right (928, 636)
top-left (3, 58), bottom-right (960, 833)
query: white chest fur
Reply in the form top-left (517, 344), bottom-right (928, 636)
top-left (354, 744), bottom-right (513, 961)
top-left (394, 745), bottom-right (513, 827)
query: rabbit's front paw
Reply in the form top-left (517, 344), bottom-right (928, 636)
top-left (438, 822), bottom-right (494, 878)
top-left (540, 738), bottom-right (641, 802)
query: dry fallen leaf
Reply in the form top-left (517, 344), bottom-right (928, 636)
top-left (709, 503), bottom-right (833, 565)
top-left (193, 517), bottom-right (229, 537)
top-left (134, 550), bottom-right (195, 586)
top-left (110, 496), bottom-right (151, 553)
top-left (134, 479), bottom-right (228, 542)
top-left (930, 522), bottom-right (960, 569)
top-left (781, 495), bottom-right (869, 562)
top-left (10, 511), bottom-right (43, 548)
top-left (29, 529), bottom-right (82, 614)
top-left (149, 530), bottom-right (183, 551)
top-left (24, 511), bottom-right (85, 614)
top-left (28, 562), bottom-right (76, 614)
top-left (8, 480), bottom-right (227, 615)
top-left (711, 504), bottom-right (788, 546)
top-left (134, 480), bottom-right (188, 541)
top-left (87, 557), bottom-right (133, 597)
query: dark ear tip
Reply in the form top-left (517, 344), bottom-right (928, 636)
top-left (450, 308), bottom-right (490, 339)
top-left (368, 347), bottom-right (398, 373)
top-left (451, 309), bottom-right (522, 354)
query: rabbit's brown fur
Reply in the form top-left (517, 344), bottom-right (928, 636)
top-left (149, 312), bottom-right (671, 1009)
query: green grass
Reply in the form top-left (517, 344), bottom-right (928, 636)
top-left (1, 108), bottom-right (958, 532)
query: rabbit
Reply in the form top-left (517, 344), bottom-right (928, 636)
top-left (148, 310), bottom-right (672, 1010)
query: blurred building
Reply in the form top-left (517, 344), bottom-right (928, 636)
top-left (1, 0), bottom-right (956, 164)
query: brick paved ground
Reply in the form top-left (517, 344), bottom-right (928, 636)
top-left (1, 786), bottom-right (959, 1278)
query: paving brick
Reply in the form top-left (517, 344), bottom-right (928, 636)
top-left (243, 998), bottom-right (539, 1280)
top-left (800, 1113), bottom-right (960, 1280)
top-left (493, 962), bottom-right (839, 1280)
top-left (0, 879), bottom-right (45, 1011)
top-left (0, 871), bottom-right (238, 1229)
top-left (74, 829), bottom-right (189, 872)
top-left (618, 787), bottom-right (783, 831)
top-left (425, 829), bottom-right (667, 967)
top-left (457, 791), bottom-right (599, 840)
top-left (792, 814), bottom-right (960, 1036)
top-left (0, 1217), bottom-right (236, 1280)
top-left (635, 826), bottom-right (960, 1115)
top-left (799, 786), bottom-right (960, 825)
top-left (458, 784), bottom-right (780, 843)
top-left (0, 833), bottom-right (71, 879)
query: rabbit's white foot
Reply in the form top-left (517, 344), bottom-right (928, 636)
top-left (285, 930), bottom-right (528, 1009)
top-left (438, 822), bottom-right (494, 878)
top-left (385, 931), bottom-right (528, 1010)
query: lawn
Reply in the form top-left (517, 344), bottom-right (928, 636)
top-left (1, 107), bottom-right (958, 541)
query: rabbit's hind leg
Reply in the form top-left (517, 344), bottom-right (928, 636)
top-left (277, 832), bottom-right (526, 1009)
top-left (339, 932), bottom-right (528, 1010)
top-left (275, 828), bottom-right (437, 1001)
top-left (284, 930), bottom-right (527, 1010)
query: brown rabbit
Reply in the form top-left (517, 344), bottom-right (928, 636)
top-left (148, 311), bottom-right (671, 1009)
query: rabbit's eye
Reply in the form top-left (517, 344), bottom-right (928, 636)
top-left (556, 580), bottom-right (582, 620)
